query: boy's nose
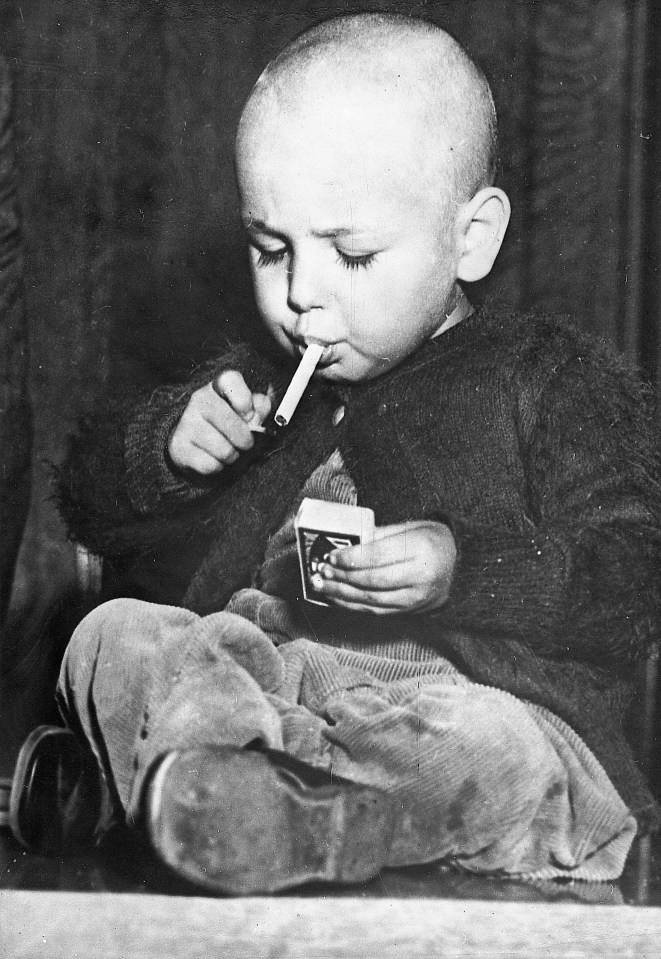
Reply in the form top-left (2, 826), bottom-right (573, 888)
top-left (292, 310), bottom-right (321, 343)
top-left (287, 253), bottom-right (324, 316)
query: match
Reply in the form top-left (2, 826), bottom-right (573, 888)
top-left (249, 423), bottom-right (278, 438)
top-left (274, 342), bottom-right (324, 427)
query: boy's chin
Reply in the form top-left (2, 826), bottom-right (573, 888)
top-left (316, 361), bottom-right (389, 385)
top-left (311, 366), bottom-right (345, 385)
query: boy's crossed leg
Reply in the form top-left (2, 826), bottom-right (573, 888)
top-left (273, 640), bottom-right (635, 880)
top-left (56, 598), bottom-right (288, 816)
top-left (19, 598), bottom-right (636, 891)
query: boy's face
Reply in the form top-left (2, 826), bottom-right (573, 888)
top-left (236, 89), bottom-right (462, 383)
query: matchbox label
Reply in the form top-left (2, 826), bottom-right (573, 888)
top-left (294, 498), bottom-right (375, 606)
top-left (297, 528), bottom-right (361, 605)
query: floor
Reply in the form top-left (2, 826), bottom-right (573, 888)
top-left (0, 818), bottom-right (659, 905)
top-left (1, 826), bottom-right (661, 959)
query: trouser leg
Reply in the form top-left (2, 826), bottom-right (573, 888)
top-left (278, 640), bottom-right (635, 878)
top-left (57, 608), bottom-right (634, 880)
top-left (318, 680), bottom-right (572, 871)
top-left (57, 598), bottom-right (286, 823)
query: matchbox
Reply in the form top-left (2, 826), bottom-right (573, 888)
top-left (295, 498), bottom-right (375, 605)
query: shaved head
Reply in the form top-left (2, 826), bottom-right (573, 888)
top-left (233, 15), bottom-right (510, 382)
top-left (237, 13), bottom-right (498, 204)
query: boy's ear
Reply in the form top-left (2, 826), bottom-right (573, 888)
top-left (455, 187), bottom-right (511, 283)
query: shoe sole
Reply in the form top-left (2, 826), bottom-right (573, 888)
top-left (10, 726), bottom-right (66, 850)
top-left (147, 746), bottom-right (396, 894)
top-left (9, 725), bottom-right (102, 854)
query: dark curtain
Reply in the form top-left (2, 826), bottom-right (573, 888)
top-left (0, 54), bottom-right (30, 626)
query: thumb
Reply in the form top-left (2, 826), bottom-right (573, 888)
top-left (250, 391), bottom-right (272, 425)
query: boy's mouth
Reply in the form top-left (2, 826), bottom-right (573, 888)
top-left (294, 339), bottom-right (336, 368)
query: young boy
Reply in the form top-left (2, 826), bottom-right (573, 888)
top-left (10, 13), bottom-right (661, 893)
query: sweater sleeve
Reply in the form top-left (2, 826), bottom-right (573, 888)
top-left (57, 341), bottom-right (280, 555)
top-left (123, 359), bottom-right (227, 514)
top-left (440, 341), bottom-right (661, 666)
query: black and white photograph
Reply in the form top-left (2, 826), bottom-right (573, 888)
top-left (1, 2), bottom-right (660, 955)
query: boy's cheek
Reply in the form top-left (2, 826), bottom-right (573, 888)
top-left (252, 282), bottom-right (288, 331)
top-left (260, 314), bottom-right (296, 357)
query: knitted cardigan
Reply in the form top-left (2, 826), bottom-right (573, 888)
top-left (59, 305), bottom-right (661, 829)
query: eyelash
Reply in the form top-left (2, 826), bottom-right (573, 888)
top-left (255, 247), bottom-right (376, 271)
top-left (337, 251), bottom-right (376, 271)
top-left (256, 248), bottom-right (287, 268)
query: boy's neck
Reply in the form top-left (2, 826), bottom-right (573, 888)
top-left (431, 289), bottom-right (473, 338)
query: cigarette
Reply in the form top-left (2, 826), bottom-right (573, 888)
top-left (274, 343), bottom-right (324, 427)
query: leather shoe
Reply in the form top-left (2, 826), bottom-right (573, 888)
top-left (146, 743), bottom-right (396, 894)
top-left (9, 725), bottom-right (106, 855)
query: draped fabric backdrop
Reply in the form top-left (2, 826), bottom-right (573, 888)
top-left (0, 0), bottom-right (658, 632)
top-left (0, 55), bottom-right (30, 628)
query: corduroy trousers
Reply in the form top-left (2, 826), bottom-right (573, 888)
top-left (57, 597), bottom-right (636, 881)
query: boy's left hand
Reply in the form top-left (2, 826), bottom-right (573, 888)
top-left (314, 520), bottom-right (456, 615)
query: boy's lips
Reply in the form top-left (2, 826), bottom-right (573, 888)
top-left (295, 340), bottom-right (337, 367)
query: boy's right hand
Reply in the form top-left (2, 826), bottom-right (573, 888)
top-left (167, 370), bottom-right (271, 476)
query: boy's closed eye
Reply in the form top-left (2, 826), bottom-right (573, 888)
top-left (254, 245), bottom-right (287, 268)
top-left (335, 249), bottom-right (377, 270)
top-left (249, 239), bottom-right (378, 271)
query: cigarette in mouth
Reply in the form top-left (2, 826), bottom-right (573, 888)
top-left (274, 343), bottom-right (324, 427)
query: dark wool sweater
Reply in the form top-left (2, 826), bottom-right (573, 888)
top-left (59, 306), bottom-right (661, 829)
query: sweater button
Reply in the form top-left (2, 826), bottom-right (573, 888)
top-left (377, 402), bottom-right (388, 416)
top-left (332, 405), bottom-right (345, 426)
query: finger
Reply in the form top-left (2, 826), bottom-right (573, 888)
top-left (251, 391), bottom-right (272, 424)
top-left (199, 387), bottom-right (254, 451)
top-left (319, 558), bottom-right (418, 591)
top-left (190, 420), bottom-right (241, 464)
top-left (181, 445), bottom-right (234, 476)
top-left (335, 522), bottom-right (446, 570)
top-left (320, 579), bottom-right (414, 612)
top-left (330, 600), bottom-right (399, 616)
top-left (372, 522), bottom-right (418, 540)
top-left (213, 370), bottom-right (254, 420)
top-left (329, 535), bottom-right (411, 571)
